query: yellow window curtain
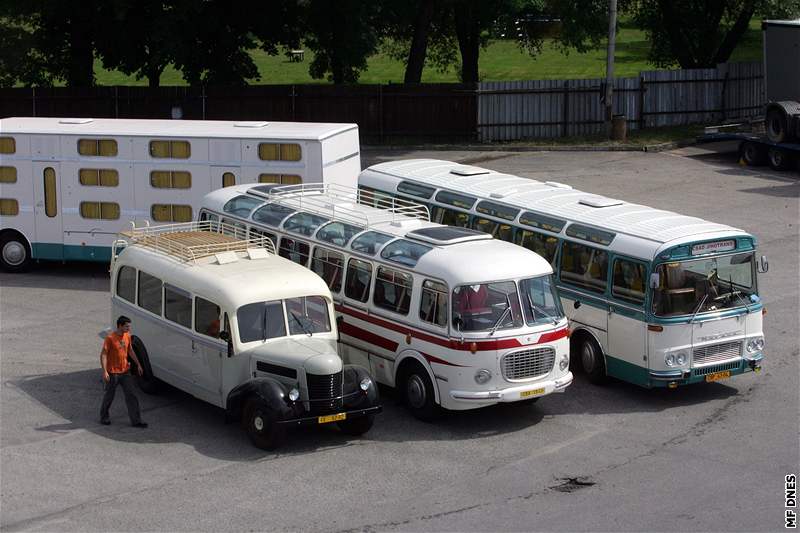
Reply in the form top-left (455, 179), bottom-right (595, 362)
top-left (170, 141), bottom-right (191, 158)
top-left (0, 137), bottom-right (15, 154)
top-left (258, 143), bottom-right (279, 160)
top-left (151, 204), bottom-right (172, 221)
top-left (172, 205), bottom-right (192, 222)
top-left (280, 143), bottom-right (301, 161)
top-left (78, 139), bottom-right (98, 156)
top-left (172, 171), bottom-right (191, 188)
top-left (80, 202), bottom-right (101, 219)
top-left (44, 167), bottom-right (57, 217)
top-left (79, 169), bottom-right (99, 186)
top-left (222, 172), bottom-right (235, 187)
top-left (259, 174), bottom-right (280, 184)
top-left (99, 169), bottom-right (119, 186)
top-left (0, 198), bottom-right (19, 216)
top-left (0, 166), bottom-right (17, 183)
top-left (150, 171), bottom-right (172, 188)
top-left (281, 174), bottom-right (302, 185)
top-left (149, 140), bottom-right (170, 158)
top-left (99, 140), bottom-right (118, 156)
top-left (100, 202), bottom-right (120, 220)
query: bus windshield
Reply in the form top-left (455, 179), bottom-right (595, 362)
top-left (519, 275), bottom-right (564, 325)
top-left (652, 252), bottom-right (757, 317)
top-left (452, 281), bottom-right (522, 332)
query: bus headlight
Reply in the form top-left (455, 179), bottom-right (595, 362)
top-left (474, 369), bottom-right (492, 384)
top-left (359, 377), bottom-right (372, 391)
top-left (675, 351), bottom-right (687, 366)
top-left (665, 353), bottom-right (676, 367)
top-left (288, 388), bottom-right (300, 402)
top-left (747, 337), bottom-right (765, 353)
top-left (559, 355), bottom-right (569, 371)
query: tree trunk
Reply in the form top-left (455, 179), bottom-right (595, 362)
top-left (66, 15), bottom-right (95, 87)
top-left (454, 2), bottom-right (480, 83)
top-left (712, 0), bottom-right (756, 65)
top-left (404, 0), bottom-right (436, 84)
top-left (147, 65), bottom-right (161, 88)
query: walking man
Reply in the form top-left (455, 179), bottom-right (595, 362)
top-left (100, 316), bottom-right (148, 428)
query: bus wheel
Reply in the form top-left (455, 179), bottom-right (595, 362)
top-left (768, 148), bottom-right (792, 171)
top-left (399, 361), bottom-right (441, 422)
top-left (580, 337), bottom-right (607, 385)
top-left (740, 142), bottom-right (767, 166)
top-left (243, 397), bottom-right (286, 451)
top-left (0, 233), bottom-right (32, 273)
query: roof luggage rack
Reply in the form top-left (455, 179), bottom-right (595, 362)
top-left (113, 221), bottom-right (275, 264)
top-left (246, 183), bottom-right (430, 228)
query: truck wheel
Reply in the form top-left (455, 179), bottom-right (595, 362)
top-left (768, 148), bottom-right (792, 171)
top-left (399, 361), bottom-right (441, 422)
top-left (243, 397), bottom-right (286, 450)
top-left (766, 107), bottom-right (788, 143)
top-left (0, 233), bottom-right (32, 273)
top-left (740, 142), bottom-right (767, 166)
top-left (131, 337), bottom-right (161, 394)
top-left (337, 414), bottom-right (375, 436)
top-left (580, 337), bottom-right (607, 385)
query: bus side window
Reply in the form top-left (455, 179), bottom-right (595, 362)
top-left (559, 241), bottom-right (608, 294)
top-left (116, 265), bottom-right (137, 303)
top-left (515, 229), bottom-right (558, 266)
top-left (138, 271), bottom-right (163, 316)
top-left (344, 258), bottom-right (373, 303)
top-left (419, 279), bottom-right (448, 327)
top-left (311, 246), bottom-right (344, 293)
top-left (195, 297), bottom-right (221, 338)
top-left (278, 237), bottom-right (310, 266)
top-left (431, 206), bottom-right (470, 228)
top-left (612, 259), bottom-right (646, 305)
top-left (374, 267), bottom-right (412, 315)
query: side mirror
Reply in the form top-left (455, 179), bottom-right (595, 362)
top-left (758, 255), bottom-right (769, 273)
top-left (453, 316), bottom-right (464, 331)
top-left (336, 315), bottom-right (344, 342)
top-left (573, 300), bottom-right (581, 309)
top-left (649, 272), bottom-right (661, 289)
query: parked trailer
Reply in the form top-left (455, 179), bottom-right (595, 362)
top-left (0, 117), bottom-right (361, 271)
top-left (697, 130), bottom-right (800, 172)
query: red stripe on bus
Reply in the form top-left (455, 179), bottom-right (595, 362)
top-left (338, 321), bottom-right (399, 352)
top-left (422, 352), bottom-right (468, 367)
top-left (537, 328), bottom-right (569, 343)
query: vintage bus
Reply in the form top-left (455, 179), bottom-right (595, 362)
top-left (0, 117), bottom-right (360, 271)
top-left (199, 183), bottom-right (573, 420)
top-left (357, 159), bottom-right (767, 389)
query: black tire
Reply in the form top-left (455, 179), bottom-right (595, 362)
top-left (130, 337), bottom-right (161, 394)
top-left (740, 141), bottom-right (767, 167)
top-left (0, 233), bottom-right (32, 273)
top-left (766, 107), bottom-right (788, 143)
top-left (398, 361), bottom-right (441, 422)
top-left (767, 148), bottom-right (792, 171)
top-left (337, 413), bottom-right (375, 436)
top-left (243, 396), bottom-right (286, 450)
top-left (579, 336), bottom-right (607, 385)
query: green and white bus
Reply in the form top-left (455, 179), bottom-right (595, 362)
top-left (358, 159), bottom-right (768, 389)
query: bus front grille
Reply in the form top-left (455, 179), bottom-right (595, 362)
top-left (306, 372), bottom-right (343, 412)
top-left (693, 341), bottom-right (742, 366)
top-left (502, 347), bottom-right (555, 381)
top-left (692, 360), bottom-right (742, 376)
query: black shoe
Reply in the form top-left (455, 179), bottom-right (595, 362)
top-left (100, 419), bottom-right (111, 425)
top-left (132, 422), bottom-right (148, 428)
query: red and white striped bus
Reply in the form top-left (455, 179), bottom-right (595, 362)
top-left (199, 183), bottom-right (572, 420)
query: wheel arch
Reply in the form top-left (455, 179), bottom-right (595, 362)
top-left (226, 377), bottom-right (291, 423)
top-left (569, 327), bottom-right (606, 362)
top-left (394, 350), bottom-right (441, 405)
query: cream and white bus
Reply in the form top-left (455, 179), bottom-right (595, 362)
top-left (0, 117), bottom-right (359, 271)
top-left (358, 159), bottom-right (767, 389)
top-left (199, 184), bottom-right (572, 420)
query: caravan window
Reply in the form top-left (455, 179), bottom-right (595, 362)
top-left (152, 204), bottom-right (192, 222)
top-left (0, 167), bottom-right (17, 183)
top-left (258, 143), bottom-right (302, 161)
top-left (150, 171), bottom-right (191, 189)
top-left (150, 140), bottom-right (190, 159)
top-left (79, 169), bottom-right (119, 187)
top-left (78, 139), bottom-right (117, 157)
top-left (0, 137), bottom-right (15, 154)
top-left (0, 199), bottom-right (19, 216)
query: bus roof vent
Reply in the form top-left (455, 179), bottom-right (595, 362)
top-left (579, 196), bottom-right (623, 208)
top-left (247, 248), bottom-right (270, 260)
top-left (450, 165), bottom-right (490, 176)
top-left (215, 251), bottom-right (240, 264)
top-left (407, 226), bottom-right (491, 245)
top-left (544, 181), bottom-right (572, 189)
top-left (233, 121), bottom-right (269, 128)
top-left (59, 118), bottom-right (94, 124)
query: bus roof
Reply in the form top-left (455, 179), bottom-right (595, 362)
top-left (0, 117), bottom-right (358, 141)
top-left (202, 184), bottom-right (554, 285)
top-left (361, 159), bottom-right (751, 258)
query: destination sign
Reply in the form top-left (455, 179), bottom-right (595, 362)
top-left (691, 240), bottom-right (736, 255)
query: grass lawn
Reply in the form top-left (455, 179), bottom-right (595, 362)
top-left (92, 21), bottom-right (763, 86)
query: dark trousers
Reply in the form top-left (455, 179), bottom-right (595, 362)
top-left (100, 372), bottom-right (142, 424)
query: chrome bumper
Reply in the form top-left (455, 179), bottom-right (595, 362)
top-left (449, 372), bottom-right (573, 403)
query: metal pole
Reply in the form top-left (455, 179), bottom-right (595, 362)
top-left (605, 0), bottom-right (617, 137)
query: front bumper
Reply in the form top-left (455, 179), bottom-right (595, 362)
top-left (449, 371), bottom-right (573, 403)
top-left (276, 405), bottom-right (382, 427)
top-left (648, 354), bottom-right (763, 388)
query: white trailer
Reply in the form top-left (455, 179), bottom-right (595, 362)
top-left (0, 117), bottom-right (361, 271)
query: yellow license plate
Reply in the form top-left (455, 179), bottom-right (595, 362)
top-left (520, 387), bottom-right (545, 398)
top-left (318, 413), bottom-right (346, 424)
top-left (705, 370), bottom-right (731, 383)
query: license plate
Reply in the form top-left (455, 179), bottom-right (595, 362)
top-left (520, 387), bottom-right (545, 398)
top-left (318, 412), bottom-right (346, 424)
top-left (705, 370), bottom-right (731, 383)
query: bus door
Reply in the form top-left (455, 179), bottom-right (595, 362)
top-left (607, 258), bottom-right (648, 378)
top-left (31, 161), bottom-right (63, 260)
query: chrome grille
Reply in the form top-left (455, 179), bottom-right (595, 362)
top-left (693, 360), bottom-right (742, 376)
top-left (502, 347), bottom-right (556, 380)
top-left (693, 341), bottom-right (742, 365)
top-left (306, 372), bottom-right (343, 412)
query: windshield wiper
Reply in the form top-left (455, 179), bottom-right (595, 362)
top-left (726, 273), bottom-right (752, 313)
top-left (489, 294), bottom-right (513, 336)
top-left (290, 311), bottom-right (313, 336)
top-left (526, 292), bottom-right (558, 326)
top-left (690, 293), bottom-right (708, 324)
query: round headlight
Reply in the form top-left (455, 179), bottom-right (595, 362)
top-left (755, 337), bottom-right (765, 351)
top-left (665, 353), bottom-right (675, 367)
top-left (288, 388), bottom-right (300, 402)
top-left (746, 340), bottom-right (756, 353)
top-left (474, 369), bottom-right (492, 384)
top-left (359, 377), bottom-right (372, 391)
top-left (676, 352), bottom-right (687, 366)
top-left (559, 355), bottom-right (569, 371)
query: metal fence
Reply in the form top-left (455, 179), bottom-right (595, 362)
top-left (477, 62), bottom-right (764, 141)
